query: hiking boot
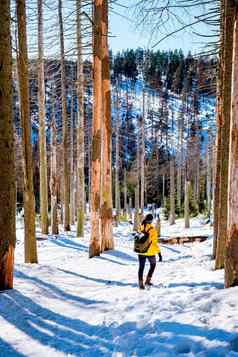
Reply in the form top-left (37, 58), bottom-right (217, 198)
top-left (139, 279), bottom-right (145, 290)
top-left (145, 276), bottom-right (153, 286)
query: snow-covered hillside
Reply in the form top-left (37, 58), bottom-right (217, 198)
top-left (1, 218), bottom-right (238, 356)
top-left (114, 78), bottom-right (216, 157)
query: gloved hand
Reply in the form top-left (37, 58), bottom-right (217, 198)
top-left (158, 252), bottom-right (162, 262)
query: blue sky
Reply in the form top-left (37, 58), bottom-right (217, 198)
top-left (109, 1), bottom-right (216, 55)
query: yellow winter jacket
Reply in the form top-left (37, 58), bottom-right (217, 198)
top-left (138, 223), bottom-right (161, 256)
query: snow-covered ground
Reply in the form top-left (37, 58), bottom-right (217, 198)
top-left (1, 217), bottom-right (238, 357)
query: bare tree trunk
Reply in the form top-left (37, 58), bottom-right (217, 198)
top-left (176, 113), bottom-right (183, 213)
top-left (169, 156), bottom-right (175, 225)
top-left (58, 0), bottom-right (70, 231)
top-left (0, 0), bottom-right (16, 290)
top-left (17, 0), bottom-right (38, 263)
top-left (76, 0), bottom-right (85, 237)
top-left (134, 183), bottom-right (140, 231)
top-left (115, 86), bottom-right (120, 224)
top-left (213, 117), bottom-right (222, 258)
top-left (129, 197), bottom-right (133, 221)
top-left (152, 203), bottom-right (156, 217)
top-left (50, 95), bottom-right (59, 235)
top-left (206, 129), bottom-right (212, 219)
top-left (176, 165), bottom-right (182, 214)
top-left (215, 0), bottom-right (234, 269)
top-left (194, 116), bottom-right (200, 213)
top-left (162, 174), bottom-right (165, 208)
top-left (70, 85), bottom-right (75, 226)
top-left (225, 9), bottom-right (238, 288)
top-left (100, 0), bottom-right (114, 251)
top-left (184, 179), bottom-right (190, 229)
top-left (195, 164), bottom-right (200, 212)
top-left (123, 168), bottom-right (128, 216)
top-left (37, 0), bottom-right (48, 235)
top-left (134, 135), bottom-right (140, 231)
top-left (213, 1), bottom-right (224, 259)
top-left (156, 216), bottom-right (161, 237)
top-left (89, 0), bottom-right (102, 257)
top-left (140, 91), bottom-right (145, 214)
top-left (87, 132), bottom-right (91, 214)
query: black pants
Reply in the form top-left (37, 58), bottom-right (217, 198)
top-left (138, 255), bottom-right (156, 281)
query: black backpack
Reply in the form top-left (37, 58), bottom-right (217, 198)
top-left (134, 225), bottom-right (152, 253)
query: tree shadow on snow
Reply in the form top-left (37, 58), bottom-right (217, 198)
top-left (167, 281), bottom-right (224, 289)
top-left (0, 336), bottom-right (27, 357)
top-left (0, 291), bottom-right (236, 356)
top-left (50, 238), bottom-right (88, 252)
top-left (14, 270), bottom-right (106, 306)
top-left (96, 255), bottom-right (129, 266)
top-left (57, 268), bottom-right (139, 288)
top-left (103, 249), bottom-right (137, 263)
top-left (50, 237), bottom-right (137, 265)
top-left (0, 289), bottom-right (113, 356)
top-left (111, 320), bottom-right (235, 356)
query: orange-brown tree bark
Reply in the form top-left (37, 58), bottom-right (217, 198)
top-left (213, 0), bottom-right (224, 259)
top-left (50, 92), bottom-right (59, 235)
top-left (215, 0), bottom-right (235, 269)
top-left (58, 0), bottom-right (70, 231)
top-left (100, 0), bottom-right (114, 252)
top-left (76, 0), bottom-right (85, 237)
top-left (115, 86), bottom-right (120, 225)
top-left (134, 132), bottom-right (140, 231)
top-left (17, 0), bottom-right (38, 263)
top-left (0, 0), bottom-right (16, 290)
top-left (37, 0), bottom-right (49, 235)
top-left (225, 8), bottom-right (238, 288)
top-left (89, 0), bottom-right (103, 257)
top-left (140, 90), bottom-right (145, 214)
top-left (169, 156), bottom-right (175, 225)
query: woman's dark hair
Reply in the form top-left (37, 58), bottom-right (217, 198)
top-left (142, 213), bottom-right (153, 225)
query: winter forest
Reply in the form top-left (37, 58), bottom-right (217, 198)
top-left (1, 0), bottom-right (238, 356)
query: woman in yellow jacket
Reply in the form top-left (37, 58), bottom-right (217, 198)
top-left (138, 213), bottom-right (161, 289)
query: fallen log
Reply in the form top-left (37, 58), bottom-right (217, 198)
top-left (159, 236), bottom-right (208, 245)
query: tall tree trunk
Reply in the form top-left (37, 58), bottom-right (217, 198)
top-left (115, 86), bottom-right (120, 224)
top-left (184, 179), bottom-right (190, 229)
top-left (215, 0), bottom-right (234, 269)
top-left (134, 135), bottom-right (140, 231)
top-left (169, 156), bottom-right (175, 225)
top-left (194, 115), bottom-right (200, 213)
top-left (17, 0), bottom-right (38, 263)
top-left (0, 0), bottom-right (16, 290)
top-left (123, 168), bottom-right (128, 216)
top-left (70, 85), bottom-right (75, 226)
top-left (177, 159), bottom-right (182, 214)
top-left (206, 129), bottom-right (212, 219)
top-left (225, 9), bottom-right (238, 288)
top-left (50, 95), bottom-right (59, 235)
top-left (213, 113), bottom-right (222, 258)
top-left (162, 174), bottom-right (165, 208)
top-left (100, 0), bottom-right (114, 251)
top-left (87, 129), bottom-right (91, 214)
top-left (76, 0), bottom-right (85, 237)
top-left (176, 112), bottom-right (184, 214)
top-left (89, 0), bottom-right (102, 257)
top-left (129, 197), bottom-right (133, 221)
top-left (37, 0), bottom-right (48, 235)
top-left (213, 1), bottom-right (224, 259)
top-left (58, 0), bottom-right (70, 231)
top-left (140, 91), bottom-right (145, 214)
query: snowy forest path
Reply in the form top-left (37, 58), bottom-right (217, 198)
top-left (1, 219), bottom-right (238, 356)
